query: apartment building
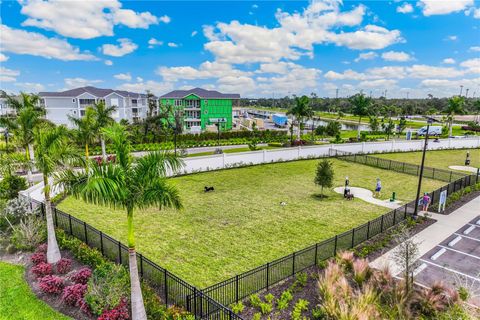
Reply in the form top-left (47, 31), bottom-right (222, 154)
top-left (38, 86), bottom-right (154, 126)
top-left (159, 88), bottom-right (240, 131)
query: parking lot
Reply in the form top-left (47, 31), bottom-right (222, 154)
top-left (414, 216), bottom-right (480, 306)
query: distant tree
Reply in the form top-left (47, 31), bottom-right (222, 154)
top-left (397, 117), bottom-right (407, 134)
top-left (325, 121), bottom-right (341, 137)
top-left (393, 225), bottom-right (420, 294)
top-left (248, 122), bottom-right (259, 151)
top-left (350, 93), bottom-right (372, 139)
top-left (69, 107), bottom-right (96, 163)
top-left (369, 115), bottom-right (380, 133)
top-left (287, 95), bottom-right (312, 140)
top-left (92, 101), bottom-right (116, 160)
top-left (446, 96), bottom-right (465, 136)
top-left (314, 159), bottom-right (334, 199)
top-left (382, 117), bottom-right (395, 140)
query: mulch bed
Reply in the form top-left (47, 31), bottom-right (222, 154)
top-left (25, 250), bottom-right (95, 320)
top-left (441, 190), bottom-right (480, 215)
top-left (240, 267), bottom-right (320, 320)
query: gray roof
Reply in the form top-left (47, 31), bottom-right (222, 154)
top-left (39, 86), bottom-right (150, 98)
top-left (160, 88), bottom-right (240, 99)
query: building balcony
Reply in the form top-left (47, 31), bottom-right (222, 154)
top-left (184, 118), bottom-right (201, 122)
top-left (184, 106), bottom-right (200, 111)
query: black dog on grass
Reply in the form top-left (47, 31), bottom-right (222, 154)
top-left (204, 186), bottom-right (215, 192)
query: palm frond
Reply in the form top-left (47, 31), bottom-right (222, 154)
top-left (137, 177), bottom-right (182, 210)
top-left (134, 150), bottom-right (184, 181)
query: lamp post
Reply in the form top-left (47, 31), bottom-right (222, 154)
top-left (3, 127), bottom-right (8, 152)
top-left (413, 117), bottom-right (435, 218)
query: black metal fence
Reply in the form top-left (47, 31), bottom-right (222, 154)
top-left (200, 171), bottom-right (479, 307)
top-left (30, 199), bottom-right (242, 320)
top-left (329, 149), bottom-right (469, 183)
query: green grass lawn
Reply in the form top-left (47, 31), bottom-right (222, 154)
top-left (0, 262), bottom-right (70, 320)
top-left (187, 146), bottom-right (280, 157)
top-left (58, 159), bottom-right (444, 287)
top-left (376, 149), bottom-right (480, 172)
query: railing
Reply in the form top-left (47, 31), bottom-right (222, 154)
top-left (199, 168), bottom-right (479, 307)
top-left (329, 149), bottom-right (469, 183)
top-left (29, 199), bottom-right (242, 320)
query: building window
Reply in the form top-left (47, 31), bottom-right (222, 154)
top-left (175, 99), bottom-right (182, 106)
top-left (79, 99), bottom-right (96, 105)
top-left (132, 108), bottom-right (138, 113)
top-left (132, 99), bottom-right (137, 104)
top-left (80, 110), bottom-right (86, 117)
top-left (72, 98), bottom-right (76, 103)
top-left (97, 98), bottom-right (105, 104)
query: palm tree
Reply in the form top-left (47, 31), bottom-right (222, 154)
top-left (350, 93), bottom-right (372, 139)
top-left (287, 95), bottom-right (312, 140)
top-left (56, 123), bottom-right (184, 320)
top-left (69, 107), bottom-right (97, 162)
top-left (91, 101), bottom-right (116, 160)
top-left (35, 125), bottom-right (77, 263)
top-left (446, 96), bottom-right (465, 137)
top-left (0, 93), bottom-right (45, 185)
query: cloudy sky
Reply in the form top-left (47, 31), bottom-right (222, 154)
top-left (0, 0), bottom-right (479, 98)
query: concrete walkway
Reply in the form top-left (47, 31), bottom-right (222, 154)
top-left (370, 195), bottom-right (480, 276)
top-left (449, 165), bottom-right (479, 174)
top-left (333, 186), bottom-right (402, 209)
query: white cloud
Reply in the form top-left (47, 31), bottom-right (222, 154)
top-left (469, 46), bottom-right (480, 52)
top-left (19, 0), bottom-right (161, 39)
top-left (148, 38), bottom-right (163, 48)
top-left (0, 24), bottom-right (96, 61)
top-left (381, 51), bottom-right (412, 62)
top-left (420, 78), bottom-right (480, 94)
top-left (159, 15), bottom-right (171, 23)
top-left (460, 58), bottom-right (480, 74)
top-left (217, 76), bottom-right (257, 95)
top-left (442, 58), bottom-right (456, 64)
top-left (191, 31), bottom-right (198, 37)
top-left (64, 78), bottom-right (103, 89)
top-left (326, 25), bottom-right (403, 50)
top-left (465, 7), bottom-right (480, 18)
top-left (104, 60), bottom-right (113, 66)
top-left (397, 3), bottom-right (414, 14)
top-left (354, 51), bottom-right (377, 62)
top-left (14, 82), bottom-right (45, 92)
top-left (167, 42), bottom-right (179, 48)
top-left (136, 77), bottom-right (143, 82)
top-left (418, 0), bottom-right (474, 16)
top-left (0, 66), bottom-right (20, 82)
top-left (116, 80), bottom-right (174, 95)
top-left (157, 61), bottom-right (251, 81)
top-left (407, 64), bottom-right (464, 78)
top-left (114, 73), bottom-right (132, 81)
top-left (445, 35), bottom-right (458, 41)
top-left (358, 79), bottom-right (397, 89)
top-left (101, 38), bottom-right (138, 57)
top-left (0, 53), bottom-right (8, 62)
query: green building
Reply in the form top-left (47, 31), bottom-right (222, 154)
top-left (159, 88), bottom-right (240, 132)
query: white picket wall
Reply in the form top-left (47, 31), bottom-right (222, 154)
top-left (22, 137), bottom-right (480, 201)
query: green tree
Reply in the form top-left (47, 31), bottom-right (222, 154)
top-left (92, 101), bottom-right (117, 160)
top-left (56, 123), bottom-right (183, 320)
top-left (382, 117), bottom-right (395, 140)
top-left (69, 107), bottom-right (97, 162)
top-left (35, 125), bottom-right (77, 263)
top-left (0, 153), bottom-right (28, 199)
top-left (397, 117), bottom-right (407, 134)
top-left (287, 95), bottom-right (312, 140)
top-left (325, 121), bottom-right (341, 137)
top-left (446, 96), bottom-right (465, 137)
top-left (369, 115), bottom-right (380, 133)
top-left (350, 93), bottom-right (372, 139)
top-left (314, 159), bottom-right (334, 199)
top-left (0, 93), bottom-right (45, 185)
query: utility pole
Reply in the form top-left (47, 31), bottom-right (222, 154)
top-left (335, 88), bottom-right (339, 99)
top-left (406, 92), bottom-right (409, 99)
top-left (459, 85), bottom-right (464, 96)
top-left (465, 88), bottom-right (469, 98)
top-left (413, 117), bottom-right (434, 218)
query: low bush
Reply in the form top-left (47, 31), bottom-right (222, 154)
top-left (249, 294), bottom-right (262, 308)
top-left (97, 298), bottom-right (129, 320)
top-left (31, 251), bottom-right (47, 265)
top-left (62, 283), bottom-right (87, 307)
top-left (70, 267), bottom-right (92, 285)
top-left (259, 302), bottom-right (273, 315)
top-left (39, 275), bottom-right (64, 294)
top-left (252, 312), bottom-right (261, 320)
top-left (9, 216), bottom-right (46, 251)
top-left (31, 262), bottom-right (53, 278)
top-left (264, 293), bottom-right (274, 304)
top-left (56, 230), bottom-right (104, 267)
top-left (141, 280), bottom-right (169, 320)
top-left (276, 290), bottom-right (293, 311)
top-left (36, 243), bottom-right (48, 253)
top-left (291, 299), bottom-right (309, 320)
top-left (229, 301), bottom-right (244, 314)
top-left (56, 258), bottom-right (73, 274)
top-left (0, 174), bottom-right (27, 200)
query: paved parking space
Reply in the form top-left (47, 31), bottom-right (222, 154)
top-left (413, 216), bottom-right (480, 306)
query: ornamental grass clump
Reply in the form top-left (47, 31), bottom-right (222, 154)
top-left (352, 258), bottom-right (372, 286)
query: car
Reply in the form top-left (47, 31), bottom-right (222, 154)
top-left (417, 125), bottom-right (442, 136)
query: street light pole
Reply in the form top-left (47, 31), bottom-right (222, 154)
top-left (413, 117), bottom-right (433, 218)
top-left (4, 128), bottom-right (8, 152)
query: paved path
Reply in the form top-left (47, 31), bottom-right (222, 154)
top-left (449, 165), bottom-right (479, 173)
top-left (370, 195), bottom-right (480, 276)
top-left (333, 187), bottom-right (402, 209)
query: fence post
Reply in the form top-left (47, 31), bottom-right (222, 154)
top-left (393, 209), bottom-right (396, 225)
top-left (367, 221), bottom-right (370, 239)
top-left (404, 204), bottom-right (407, 219)
top-left (54, 208), bottom-right (58, 227)
top-left (118, 242), bottom-right (122, 264)
top-left (292, 252), bottom-right (296, 275)
top-left (449, 171), bottom-right (453, 182)
top-left (139, 254), bottom-right (143, 277)
top-left (266, 262), bottom-right (270, 290)
top-left (351, 228), bottom-right (355, 248)
top-left (402, 162), bottom-right (405, 173)
top-left (380, 215), bottom-right (384, 233)
top-left (388, 160), bottom-right (392, 170)
top-left (476, 168), bottom-right (479, 183)
top-left (164, 269), bottom-right (168, 306)
top-left (314, 243), bottom-right (318, 265)
top-left (334, 235), bottom-right (338, 255)
top-left (83, 221), bottom-right (88, 244)
top-left (432, 168), bottom-right (435, 180)
top-left (68, 214), bottom-right (73, 235)
top-left (235, 275), bottom-right (239, 302)
top-left (100, 232), bottom-right (104, 255)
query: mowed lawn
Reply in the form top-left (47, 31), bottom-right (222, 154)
top-left (0, 262), bottom-right (70, 320)
top-left (376, 149), bottom-right (480, 172)
top-left (58, 159), bottom-right (444, 287)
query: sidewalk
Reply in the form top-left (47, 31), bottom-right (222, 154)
top-left (370, 195), bottom-right (480, 276)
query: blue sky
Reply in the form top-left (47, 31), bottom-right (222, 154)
top-left (0, 0), bottom-right (479, 98)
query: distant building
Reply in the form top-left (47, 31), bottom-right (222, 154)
top-left (159, 88), bottom-right (240, 131)
top-left (38, 86), bottom-right (155, 126)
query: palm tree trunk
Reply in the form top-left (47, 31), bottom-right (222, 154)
top-left (43, 175), bottom-right (61, 264)
top-left (127, 207), bottom-right (147, 320)
top-left (101, 138), bottom-right (107, 161)
top-left (297, 118), bottom-right (302, 140)
top-left (25, 145), bottom-right (33, 186)
top-left (449, 118), bottom-right (453, 137)
top-left (357, 117), bottom-right (362, 139)
top-left (85, 143), bottom-right (89, 159)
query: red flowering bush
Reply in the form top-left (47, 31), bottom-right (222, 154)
top-left (56, 258), bottom-right (73, 274)
top-left (79, 299), bottom-right (91, 315)
top-left (31, 262), bottom-right (53, 278)
top-left (31, 252), bottom-right (47, 265)
top-left (62, 284), bottom-right (87, 307)
top-left (98, 298), bottom-right (129, 320)
top-left (36, 243), bottom-right (48, 253)
top-left (39, 275), bottom-right (64, 294)
top-left (70, 267), bottom-right (92, 284)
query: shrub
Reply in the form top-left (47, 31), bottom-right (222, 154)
top-left (0, 175), bottom-right (27, 200)
top-left (97, 298), bottom-right (129, 320)
top-left (311, 307), bottom-right (326, 320)
top-left (56, 230), bottom-right (105, 268)
top-left (9, 216), bottom-right (46, 251)
top-left (31, 252), bottom-right (47, 265)
top-left (252, 313), bottom-right (261, 320)
top-left (141, 280), bottom-right (168, 320)
top-left (70, 267), bottom-right (92, 284)
top-left (276, 290), bottom-right (293, 311)
top-left (337, 251), bottom-right (355, 272)
top-left (259, 302), bottom-right (272, 315)
top-left (458, 287), bottom-right (469, 301)
top-left (56, 258), bottom-right (73, 274)
top-left (229, 301), bottom-right (244, 314)
top-left (291, 299), bottom-right (309, 320)
top-left (39, 275), bottom-right (64, 294)
top-left (264, 293), bottom-right (274, 304)
top-left (249, 294), bottom-right (262, 308)
top-left (36, 243), bottom-right (48, 253)
top-left (31, 262), bottom-right (53, 278)
top-left (62, 284), bottom-right (87, 307)
top-left (352, 259), bottom-right (372, 286)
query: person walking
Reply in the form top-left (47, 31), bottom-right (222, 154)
top-left (465, 151), bottom-right (471, 166)
top-left (422, 192), bottom-right (431, 212)
top-left (374, 178), bottom-right (382, 198)
top-left (344, 176), bottom-right (350, 198)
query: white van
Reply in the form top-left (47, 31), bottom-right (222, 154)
top-left (417, 126), bottom-right (442, 136)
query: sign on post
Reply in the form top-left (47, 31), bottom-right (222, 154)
top-left (438, 190), bottom-right (447, 213)
top-left (210, 118), bottom-right (227, 123)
